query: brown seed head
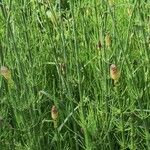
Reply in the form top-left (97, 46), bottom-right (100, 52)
top-left (51, 105), bottom-right (58, 120)
top-left (0, 66), bottom-right (11, 80)
top-left (110, 64), bottom-right (117, 74)
top-left (110, 64), bottom-right (120, 81)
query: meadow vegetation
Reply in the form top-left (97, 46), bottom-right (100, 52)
top-left (0, 0), bottom-right (150, 149)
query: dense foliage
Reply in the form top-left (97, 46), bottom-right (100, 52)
top-left (0, 0), bottom-right (150, 149)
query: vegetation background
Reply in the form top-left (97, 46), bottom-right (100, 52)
top-left (0, 0), bottom-right (150, 149)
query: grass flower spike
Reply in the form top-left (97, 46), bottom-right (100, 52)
top-left (105, 34), bottom-right (111, 47)
top-left (110, 64), bottom-right (120, 84)
top-left (0, 66), bottom-right (11, 80)
top-left (51, 105), bottom-right (58, 128)
top-left (0, 66), bottom-right (15, 89)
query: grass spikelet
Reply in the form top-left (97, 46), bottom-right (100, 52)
top-left (51, 105), bottom-right (58, 128)
top-left (0, 66), bottom-right (11, 80)
top-left (105, 33), bottom-right (111, 47)
top-left (0, 66), bottom-right (15, 89)
top-left (110, 64), bottom-right (120, 84)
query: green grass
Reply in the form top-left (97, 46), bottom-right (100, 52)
top-left (0, 0), bottom-right (150, 149)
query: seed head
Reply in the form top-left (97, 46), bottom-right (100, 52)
top-left (0, 66), bottom-right (11, 80)
top-left (110, 64), bottom-right (120, 83)
top-left (51, 105), bottom-right (58, 121)
top-left (105, 34), bottom-right (111, 47)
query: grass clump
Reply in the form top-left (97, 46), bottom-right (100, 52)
top-left (0, 0), bottom-right (150, 149)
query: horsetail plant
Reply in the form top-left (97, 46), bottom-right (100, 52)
top-left (110, 64), bottom-right (121, 84)
top-left (0, 66), bottom-right (15, 89)
top-left (51, 105), bottom-right (58, 129)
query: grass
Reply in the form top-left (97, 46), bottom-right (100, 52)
top-left (0, 0), bottom-right (150, 149)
